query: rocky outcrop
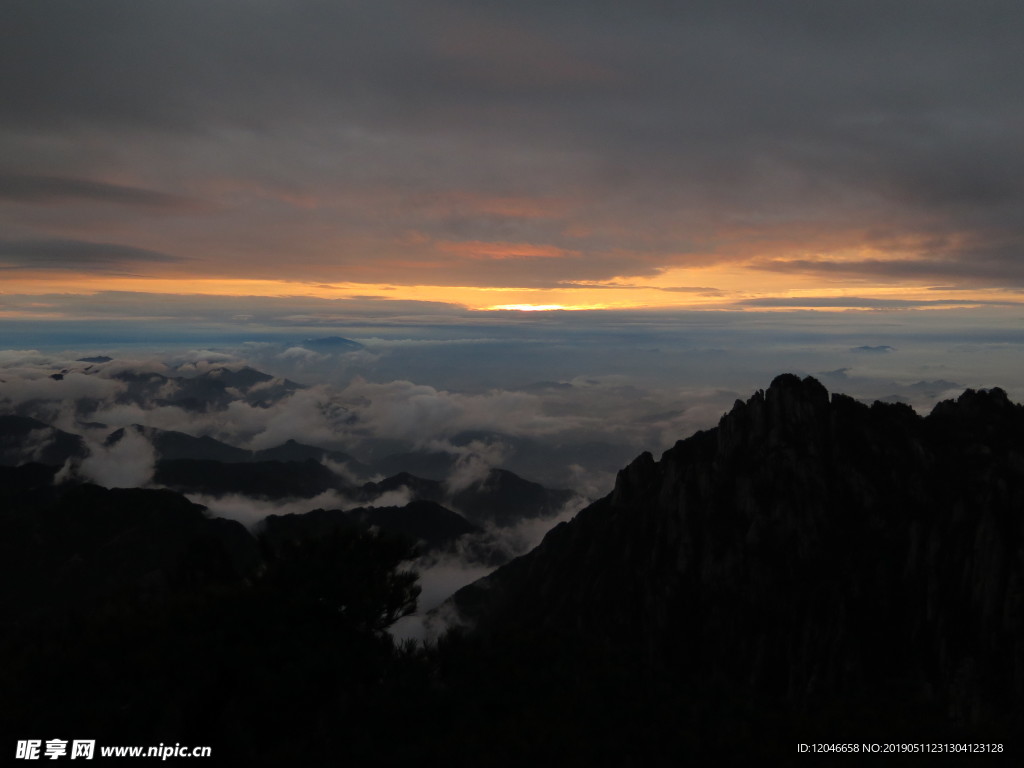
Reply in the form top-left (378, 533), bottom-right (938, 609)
top-left (451, 374), bottom-right (1024, 735)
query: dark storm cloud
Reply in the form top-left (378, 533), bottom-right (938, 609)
top-left (2, 0), bottom-right (1023, 286)
top-left (1, 0), bottom-right (436, 132)
top-left (739, 296), bottom-right (1019, 309)
top-left (0, 174), bottom-right (199, 209)
top-left (752, 252), bottom-right (1024, 285)
top-left (5, 1), bottom-right (1021, 157)
top-left (0, 239), bottom-right (184, 270)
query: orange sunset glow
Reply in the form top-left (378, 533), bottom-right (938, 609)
top-left (3, 256), bottom-right (1020, 320)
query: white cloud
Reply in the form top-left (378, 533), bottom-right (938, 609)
top-left (277, 346), bottom-right (325, 363)
top-left (389, 492), bottom-right (589, 644)
top-left (188, 489), bottom-right (354, 529)
top-left (364, 485), bottom-right (413, 509)
top-left (20, 427), bottom-right (58, 463)
top-left (438, 439), bottom-right (511, 495)
top-left (78, 427), bottom-right (156, 488)
top-left (338, 378), bottom-right (575, 445)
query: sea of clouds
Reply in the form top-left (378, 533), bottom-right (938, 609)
top-left (4, 309), bottom-right (1022, 639)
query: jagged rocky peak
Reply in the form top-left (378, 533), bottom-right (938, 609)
top-left (931, 384), bottom-right (1017, 427)
top-left (715, 373), bottom-right (832, 454)
top-left (611, 374), bottom-right (841, 502)
top-left (743, 371), bottom-right (831, 416)
top-left (451, 374), bottom-right (1024, 736)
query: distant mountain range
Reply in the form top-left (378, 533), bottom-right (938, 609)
top-left (0, 408), bottom-right (577, 563)
top-left (110, 365), bottom-right (303, 410)
top-left (300, 336), bottom-right (365, 351)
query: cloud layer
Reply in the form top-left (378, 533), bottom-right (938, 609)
top-left (4, 303), bottom-right (1023, 494)
top-left (4, 331), bottom-right (1021, 643)
top-left (2, 1), bottom-right (1023, 297)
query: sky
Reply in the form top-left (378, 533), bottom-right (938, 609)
top-left (3, 0), bottom-right (1024, 315)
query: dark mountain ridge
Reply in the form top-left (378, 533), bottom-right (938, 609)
top-left (359, 468), bottom-right (576, 528)
top-left (154, 457), bottom-right (342, 499)
top-left (0, 414), bottom-right (87, 466)
top-left (448, 374), bottom-right (1024, 754)
top-left (261, 500), bottom-right (481, 556)
top-left (301, 336), bottom-right (365, 351)
top-left (105, 365), bottom-right (301, 411)
top-left (105, 425), bottom-right (368, 473)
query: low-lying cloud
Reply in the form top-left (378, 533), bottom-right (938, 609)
top-left (79, 427), bottom-right (156, 489)
top-left (4, 331), bottom-right (1024, 648)
top-left (188, 490), bottom-right (354, 529)
top-left (389, 492), bottom-right (589, 644)
top-left (4, 308), bottom-right (1024, 494)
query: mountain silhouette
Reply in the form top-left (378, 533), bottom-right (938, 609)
top-left (106, 426), bottom-right (368, 475)
top-left (0, 414), bottom-right (86, 466)
top-left (154, 458), bottom-right (343, 499)
top-left (358, 468), bottom-right (576, 527)
top-left (446, 374), bottom-right (1024, 759)
top-left (301, 336), bottom-right (365, 351)
top-left (107, 424), bottom-right (252, 463)
top-left (111, 365), bottom-right (301, 411)
top-left (250, 438), bottom-right (367, 475)
top-left (5, 374), bottom-right (1023, 763)
top-left (261, 500), bottom-right (480, 556)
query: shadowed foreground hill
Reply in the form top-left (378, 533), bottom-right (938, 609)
top-left (0, 480), bottom-right (425, 766)
top-left (446, 374), bottom-right (1024, 763)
